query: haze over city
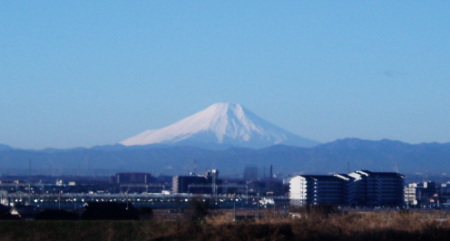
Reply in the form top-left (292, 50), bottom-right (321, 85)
top-left (1, 2), bottom-right (449, 149)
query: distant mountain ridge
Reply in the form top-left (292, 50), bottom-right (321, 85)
top-left (0, 144), bottom-right (12, 151)
top-left (120, 103), bottom-right (320, 148)
top-left (1, 138), bottom-right (449, 176)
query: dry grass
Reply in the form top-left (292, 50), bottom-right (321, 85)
top-left (198, 209), bottom-right (450, 241)
top-left (0, 209), bottom-right (450, 241)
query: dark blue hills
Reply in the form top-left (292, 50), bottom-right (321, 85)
top-left (1, 138), bottom-right (449, 176)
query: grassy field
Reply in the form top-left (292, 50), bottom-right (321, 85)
top-left (0, 209), bottom-right (450, 241)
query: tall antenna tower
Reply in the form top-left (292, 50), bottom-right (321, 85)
top-left (269, 164), bottom-right (273, 180)
top-left (28, 159), bottom-right (31, 205)
top-left (193, 159), bottom-right (197, 175)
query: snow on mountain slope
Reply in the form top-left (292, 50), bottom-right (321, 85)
top-left (120, 103), bottom-right (320, 148)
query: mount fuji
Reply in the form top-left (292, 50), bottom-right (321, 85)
top-left (120, 103), bottom-right (320, 149)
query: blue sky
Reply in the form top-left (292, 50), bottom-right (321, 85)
top-left (1, 1), bottom-right (449, 149)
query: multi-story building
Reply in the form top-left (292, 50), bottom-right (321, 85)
top-left (404, 181), bottom-right (437, 208)
top-left (440, 182), bottom-right (450, 208)
top-left (289, 175), bottom-right (347, 207)
top-left (290, 170), bottom-right (404, 207)
top-left (347, 170), bottom-right (404, 207)
top-left (172, 169), bottom-right (221, 194)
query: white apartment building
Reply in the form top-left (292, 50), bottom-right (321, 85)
top-left (290, 170), bottom-right (404, 207)
top-left (289, 175), bottom-right (347, 207)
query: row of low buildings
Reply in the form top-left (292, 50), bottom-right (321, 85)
top-left (405, 181), bottom-right (450, 208)
top-left (289, 170), bottom-right (405, 207)
top-left (4, 168), bottom-right (450, 210)
top-left (171, 169), bottom-right (285, 196)
top-left (111, 171), bottom-right (450, 209)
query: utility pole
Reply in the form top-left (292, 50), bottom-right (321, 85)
top-left (233, 194), bottom-right (237, 222)
top-left (256, 194), bottom-right (260, 219)
top-left (28, 159), bottom-right (32, 205)
top-left (58, 189), bottom-right (61, 210)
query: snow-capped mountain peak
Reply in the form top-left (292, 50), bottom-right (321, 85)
top-left (120, 103), bottom-right (319, 148)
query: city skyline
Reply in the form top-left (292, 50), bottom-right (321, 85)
top-left (1, 2), bottom-right (450, 149)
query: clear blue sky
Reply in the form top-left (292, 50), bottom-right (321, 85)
top-left (1, 1), bottom-right (449, 149)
